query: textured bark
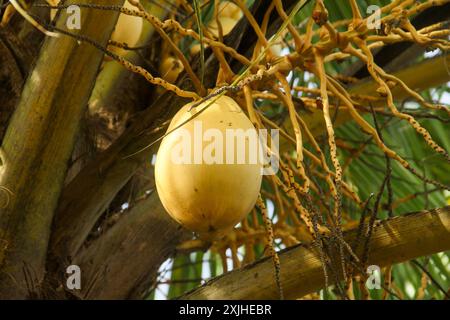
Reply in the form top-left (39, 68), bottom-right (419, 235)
top-left (0, 14), bottom-right (44, 140)
top-left (74, 194), bottom-right (190, 299)
top-left (0, 0), bottom-right (124, 298)
top-left (182, 206), bottom-right (450, 300)
top-left (0, 34), bottom-right (23, 141)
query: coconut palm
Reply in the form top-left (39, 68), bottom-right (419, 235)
top-left (0, 0), bottom-right (448, 300)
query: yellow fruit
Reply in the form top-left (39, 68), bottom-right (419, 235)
top-left (155, 96), bottom-right (262, 240)
top-left (270, 42), bottom-right (284, 56)
top-left (191, 2), bottom-right (242, 49)
top-left (50, 0), bottom-right (143, 57)
top-left (190, 43), bottom-right (209, 56)
top-left (218, 1), bottom-right (242, 21)
top-left (207, 1), bottom-right (243, 38)
top-left (190, 43), bottom-right (200, 56)
top-left (208, 16), bottom-right (238, 38)
top-left (159, 56), bottom-right (184, 83)
top-left (109, 0), bottom-right (143, 56)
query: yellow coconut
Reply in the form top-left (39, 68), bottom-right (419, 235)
top-left (109, 0), bottom-right (143, 56)
top-left (190, 43), bottom-right (209, 56)
top-left (207, 1), bottom-right (243, 38)
top-left (208, 16), bottom-right (238, 38)
top-left (190, 43), bottom-right (201, 56)
top-left (191, 2), bottom-right (242, 51)
top-left (50, 0), bottom-right (143, 57)
top-left (270, 42), bottom-right (284, 56)
top-left (159, 56), bottom-right (184, 83)
top-left (155, 96), bottom-right (262, 240)
top-left (218, 1), bottom-right (242, 21)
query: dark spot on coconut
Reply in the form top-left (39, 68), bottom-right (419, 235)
top-left (208, 225), bottom-right (216, 231)
top-left (228, 122), bottom-right (232, 126)
top-left (194, 187), bottom-right (198, 192)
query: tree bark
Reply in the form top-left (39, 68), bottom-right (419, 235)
top-left (0, 0), bottom-right (124, 299)
top-left (182, 206), bottom-right (450, 300)
top-left (0, 32), bottom-right (23, 141)
top-left (0, 13), bottom-right (44, 140)
top-left (74, 193), bottom-right (190, 299)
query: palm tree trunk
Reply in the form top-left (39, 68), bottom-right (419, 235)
top-left (0, 0), bottom-right (124, 298)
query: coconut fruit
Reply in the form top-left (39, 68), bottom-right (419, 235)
top-left (190, 1), bottom-right (242, 54)
top-left (206, 1), bottom-right (242, 38)
top-left (159, 56), bottom-right (184, 83)
top-left (218, 1), bottom-right (242, 21)
top-left (155, 96), bottom-right (262, 240)
top-left (109, 0), bottom-right (143, 56)
top-left (50, 0), bottom-right (143, 57)
top-left (208, 16), bottom-right (239, 38)
top-left (189, 43), bottom-right (203, 56)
